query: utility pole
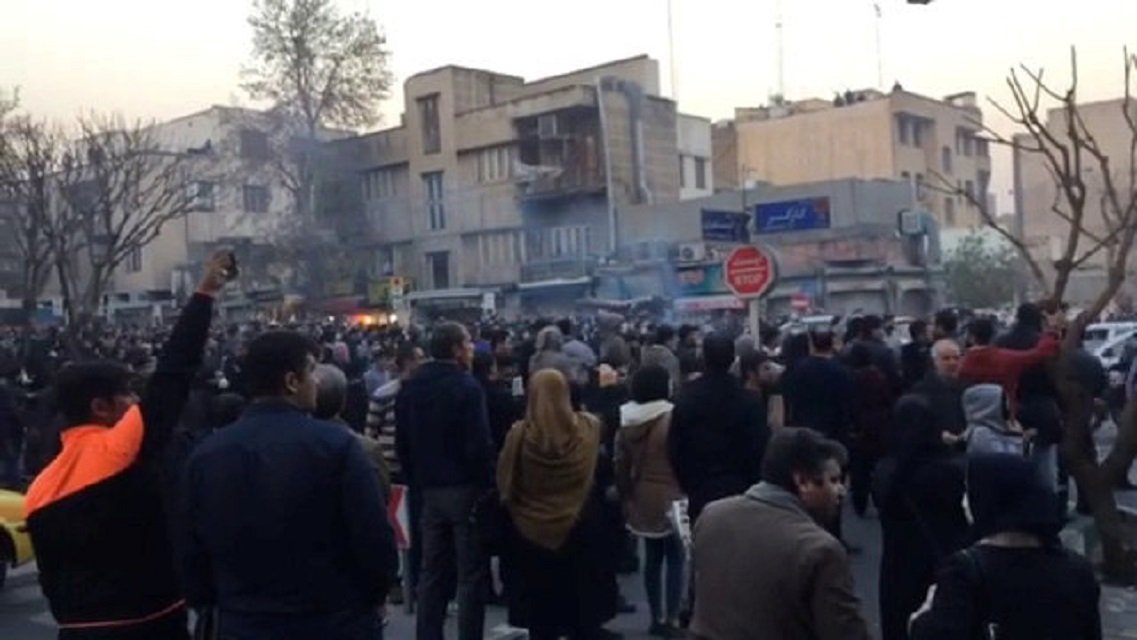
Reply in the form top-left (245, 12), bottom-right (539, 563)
top-left (775, 0), bottom-right (785, 98)
top-left (873, 1), bottom-right (884, 89)
top-left (667, 0), bottom-right (678, 101)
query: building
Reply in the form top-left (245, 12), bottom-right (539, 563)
top-left (612, 178), bottom-right (942, 317)
top-left (678, 113), bottom-right (713, 199)
top-left (337, 55), bottom-right (686, 318)
top-left (1014, 98), bottom-right (1137, 303)
top-left (713, 87), bottom-right (993, 230)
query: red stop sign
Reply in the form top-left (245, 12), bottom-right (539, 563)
top-left (723, 245), bottom-right (777, 299)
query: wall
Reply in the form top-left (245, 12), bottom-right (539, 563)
top-left (520, 56), bottom-right (660, 98)
top-left (678, 113), bottom-right (713, 199)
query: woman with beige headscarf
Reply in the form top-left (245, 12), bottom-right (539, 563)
top-left (497, 369), bottom-right (619, 640)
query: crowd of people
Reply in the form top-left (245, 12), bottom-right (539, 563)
top-left (0, 253), bottom-right (1111, 640)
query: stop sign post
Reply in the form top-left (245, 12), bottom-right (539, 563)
top-left (723, 245), bottom-right (778, 338)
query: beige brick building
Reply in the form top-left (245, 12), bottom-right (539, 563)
top-left (713, 87), bottom-right (993, 229)
top-left (341, 55), bottom-right (690, 314)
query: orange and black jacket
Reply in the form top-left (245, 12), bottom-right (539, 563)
top-left (24, 293), bottom-right (214, 629)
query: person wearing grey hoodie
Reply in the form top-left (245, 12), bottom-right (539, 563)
top-left (963, 384), bottom-right (1025, 457)
top-left (615, 365), bottom-right (685, 638)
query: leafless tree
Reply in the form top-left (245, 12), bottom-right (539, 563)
top-left (933, 48), bottom-right (1137, 581)
top-left (53, 114), bottom-right (200, 327)
top-left (240, 0), bottom-right (391, 298)
top-left (0, 116), bottom-right (64, 321)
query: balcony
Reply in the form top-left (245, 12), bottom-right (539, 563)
top-left (516, 164), bottom-right (606, 201)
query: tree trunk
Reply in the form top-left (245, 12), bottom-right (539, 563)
top-left (1057, 353), bottom-right (1137, 582)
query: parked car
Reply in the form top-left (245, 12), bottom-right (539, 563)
top-left (1085, 322), bottom-right (1137, 354)
top-left (1094, 329), bottom-right (1137, 371)
top-left (0, 489), bottom-right (34, 590)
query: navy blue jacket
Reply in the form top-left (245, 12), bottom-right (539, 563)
top-left (179, 401), bottom-right (397, 622)
top-left (395, 360), bottom-right (493, 489)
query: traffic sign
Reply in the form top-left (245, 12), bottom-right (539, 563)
top-left (388, 484), bottom-right (411, 550)
top-left (723, 245), bottom-right (777, 299)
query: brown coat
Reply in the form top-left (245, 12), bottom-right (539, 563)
top-left (691, 483), bottom-right (871, 640)
top-left (614, 401), bottom-right (683, 537)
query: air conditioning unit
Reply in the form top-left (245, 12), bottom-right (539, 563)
top-left (677, 242), bottom-right (707, 262)
top-left (537, 114), bottom-right (558, 139)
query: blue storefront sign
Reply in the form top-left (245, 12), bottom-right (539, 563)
top-left (754, 197), bottom-right (831, 234)
top-left (675, 263), bottom-right (731, 297)
top-left (701, 209), bottom-right (751, 243)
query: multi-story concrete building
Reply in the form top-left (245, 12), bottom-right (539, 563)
top-left (678, 113), bottom-right (713, 200)
top-left (338, 55), bottom-right (685, 317)
top-left (1014, 97), bottom-right (1137, 303)
top-left (613, 178), bottom-right (941, 316)
top-left (713, 87), bottom-right (993, 229)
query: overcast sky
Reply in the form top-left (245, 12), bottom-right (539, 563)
top-left (5, 0), bottom-right (1137, 206)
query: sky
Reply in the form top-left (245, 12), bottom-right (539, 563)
top-left (5, 0), bottom-right (1137, 207)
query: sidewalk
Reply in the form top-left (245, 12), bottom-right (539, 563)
top-left (1062, 514), bottom-right (1137, 639)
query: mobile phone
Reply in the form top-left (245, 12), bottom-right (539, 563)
top-left (224, 252), bottom-right (240, 281)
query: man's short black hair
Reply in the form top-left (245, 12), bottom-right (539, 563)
top-left (862, 315), bottom-right (884, 336)
top-left (678, 324), bottom-right (698, 342)
top-left (761, 428), bottom-right (848, 494)
top-left (934, 309), bottom-right (959, 335)
top-left (908, 319), bottom-right (928, 341)
top-left (702, 332), bottom-right (735, 372)
top-left (655, 324), bottom-right (676, 346)
top-left (809, 329), bottom-right (836, 354)
top-left (739, 350), bottom-right (770, 376)
top-left (556, 318), bottom-right (573, 338)
top-left (243, 331), bottom-right (321, 398)
top-left (394, 342), bottom-right (420, 370)
top-left (969, 317), bottom-right (996, 346)
top-left (54, 361), bottom-right (135, 426)
top-left (430, 322), bottom-right (468, 361)
top-left (630, 364), bottom-right (671, 403)
top-left (1015, 303), bottom-right (1043, 331)
top-left (471, 350), bottom-right (495, 381)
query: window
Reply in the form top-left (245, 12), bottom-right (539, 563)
top-left (187, 181), bottom-right (215, 212)
top-left (900, 171), bottom-right (910, 181)
top-left (915, 173), bottom-right (925, 200)
top-left (694, 157), bottom-right (707, 189)
top-left (481, 232), bottom-right (518, 265)
top-left (242, 185), bottom-right (270, 213)
top-left (911, 120), bottom-right (924, 147)
top-left (942, 146), bottom-right (953, 173)
top-left (896, 115), bottom-right (910, 145)
top-left (964, 180), bottom-right (976, 203)
top-left (427, 251), bottom-right (450, 289)
top-left (238, 128), bottom-right (269, 160)
top-left (678, 155), bottom-right (686, 188)
top-left (944, 198), bottom-right (956, 227)
top-left (423, 171), bottom-right (445, 230)
top-left (977, 170), bottom-right (991, 195)
top-left (126, 247), bottom-right (142, 273)
top-left (976, 138), bottom-right (990, 158)
top-left (363, 168), bottom-right (399, 200)
top-left (477, 146), bottom-right (512, 183)
top-left (417, 94), bottom-right (441, 154)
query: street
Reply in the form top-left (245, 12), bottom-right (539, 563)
top-left (0, 506), bottom-right (889, 640)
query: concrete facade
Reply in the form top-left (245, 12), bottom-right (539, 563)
top-left (678, 113), bottom-right (713, 200)
top-left (615, 178), bottom-right (940, 316)
top-left (343, 55), bottom-right (683, 311)
top-left (714, 88), bottom-right (993, 230)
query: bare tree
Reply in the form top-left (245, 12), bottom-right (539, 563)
top-left (53, 114), bottom-right (199, 327)
top-left (0, 116), bottom-right (63, 321)
top-left (240, 0), bottom-right (391, 298)
top-left (933, 48), bottom-right (1137, 580)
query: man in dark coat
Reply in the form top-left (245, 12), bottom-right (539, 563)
top-left (181, 331), bottom-right (397, 640)
top-left (396, 322), bottom-right (494, 640)
top-left (910, 339), bottom-right (967, 447)
top-left (668, 332), bottom-right (769, 523)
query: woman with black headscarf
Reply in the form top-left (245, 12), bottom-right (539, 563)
top-left (909, 453), bottom-right (1101, 640)
top-left (877, 395), bottom-right (969, 640)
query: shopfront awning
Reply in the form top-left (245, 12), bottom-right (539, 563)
top-left (674, 295), bottom-right (745, 313)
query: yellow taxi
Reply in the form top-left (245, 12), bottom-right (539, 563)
top-left (0, 488), bottom-right (34, 590)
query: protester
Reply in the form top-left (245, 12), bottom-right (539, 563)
top-left (396, 322), bottom-right (493, 640)
top-left (900, 319), bottom-right (932, 392)
top-left (690, 428), bottom-right (871, 640)
top-left (910, 339), bottom-right (967, 446)
top-left (616, 365), bottom-right (685, 638)
top-left (740, 350), bottom-right (785, 429)
top-left (668, 332), bottom-right (768, 522)
top-left (963, 384), bottom-right (1026, 456)
top-left (848, 343), bottom-right (893, 517)
top-left (366, 341), bottom-right (424, 480)
top-left (528, 325), bottom-right (576, 385)
top-left (497, 369), bottom-right (619, 640)
top-left (557, 318), bottom-right (597, 386)
top-left (314, 363), bottom-right (390, 499)
top-left (909, 454), bottom-right (1101, 639)
top-left (876, 396), bottom-right (968, 640)
top-left (24, 251), bottom-right (228, 640)
top-left (179, 330), bottom-right (397, 640)
top-left (642, 325), bottom-right (682, 395)
top-left (958, 316), bottom-right (1060, 412)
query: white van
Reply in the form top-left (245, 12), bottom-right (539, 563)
top-left (1084, 322), bottom-right (1137, 353)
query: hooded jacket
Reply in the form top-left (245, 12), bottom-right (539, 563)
top-left (615, 400), bottom-right (682, 537)
top-left (963, 384), bottom-right (1024, 456)
top-left (395, 360), bottom-right (494, 489)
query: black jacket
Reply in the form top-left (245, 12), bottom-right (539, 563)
top-left (911, 373), bottom-right (968, 439)
top-left (179, 401), bottom-right (397, 620)
top-left (901, 341), bottom-right (932, 392)
top-left (26, 293), bottom-right (213, 627)
top-left (782, 355), bottom-right (855, 441)
top-left (668, 371), bottom-right (768, 520)
top-left (396, 360), bottom-right (493, 489)
top-left (996, 326), bottom-right (1063, 445)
